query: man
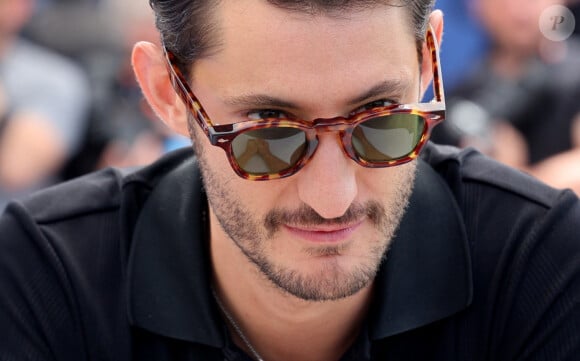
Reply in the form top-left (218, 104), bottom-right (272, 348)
top-left (1, 1), bottom-right (579, 360)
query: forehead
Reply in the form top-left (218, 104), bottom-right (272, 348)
top-left (191, 0), bottom-right (419, 111)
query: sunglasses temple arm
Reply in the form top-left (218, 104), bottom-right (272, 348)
top-left (162, 46), bottom-right (215, 139)
top-left (426, 26), bottom-right (445, 104)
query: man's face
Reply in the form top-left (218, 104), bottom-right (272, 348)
top-left (190, 0), bottom-right (422, 301)
top-left (0, 0), bottom-right (34, 38)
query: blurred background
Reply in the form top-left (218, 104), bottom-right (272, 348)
top-left (430, 0), bottom-right (580, 194)
top-left (0, 0), bottom-right (578, 212)
top-left (0, 0), bottom-right (189, 211)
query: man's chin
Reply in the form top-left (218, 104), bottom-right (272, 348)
top-left (261, 257), bottom-right (376, 302)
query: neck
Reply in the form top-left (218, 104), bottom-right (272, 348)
top-left (210, 212), bottom-right (373, 361)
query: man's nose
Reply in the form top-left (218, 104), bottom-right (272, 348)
top-left (296, 133), bottom-right (358, 219)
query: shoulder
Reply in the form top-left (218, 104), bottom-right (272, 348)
top-left (3, 148), bottom-right (195, 226)
top-left (11, 168), bottom-right (126, 223)
top-left (422, 143), bottom-right (580, 290)
top-left (0, 168), bottom-right (128, 359)
top-left (0, 148), bottom-right (197, 358)
top-left (422, 142), bottom-right (569, 209)
top-left (420, 143), bottom-right (580, 358)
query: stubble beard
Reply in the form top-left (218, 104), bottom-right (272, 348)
top-left (191, 123), bottom-right (416, 302)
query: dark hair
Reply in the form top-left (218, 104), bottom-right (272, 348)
top-left (150, 0), bottom-right (435, 73)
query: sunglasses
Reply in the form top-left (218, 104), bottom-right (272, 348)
top-left (164, 27), bottom-right (445, 181)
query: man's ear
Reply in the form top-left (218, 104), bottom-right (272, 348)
top-left (419, 10), bottom-right (444, 100)
top-left (132, 41), bottom-right (190, 136)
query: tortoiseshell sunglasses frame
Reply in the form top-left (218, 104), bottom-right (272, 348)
top-left (164, 26), bottom-right (445, 181)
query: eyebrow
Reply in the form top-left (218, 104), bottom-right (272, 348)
top-left (222, 78), bottom-right (411, 110)
top-left (346, 78), bottom-right (410, 106)
top-left (224, 94), bottom-right (299, 110)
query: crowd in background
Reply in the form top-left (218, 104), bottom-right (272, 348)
top-left (433, 0), bottom-right (580, 194)
top-left (0, 0), bottom-right (188, 211)
top-left (0, 0), bottom-right (579, 212)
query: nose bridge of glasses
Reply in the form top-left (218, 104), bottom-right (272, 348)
top-left (310, 115), bottom-right (354, 133)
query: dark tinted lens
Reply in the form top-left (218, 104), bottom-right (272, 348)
top-left (231, 127), bottom-right (308, 175)
top-left (352, 114), bottom-right (425, 161)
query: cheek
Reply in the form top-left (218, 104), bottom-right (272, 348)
top-left (195, 129), bottom-right (285, 217)
top-left (358, 161), bottom-right (417, 199)
top-left (190, 118), bottom-right (230, 174)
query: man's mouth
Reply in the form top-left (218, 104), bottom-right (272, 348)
top-left (283, 220), bottom-right (364, 244)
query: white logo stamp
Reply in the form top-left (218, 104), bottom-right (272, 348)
top-left (539, 5), bottom-right (576, 42)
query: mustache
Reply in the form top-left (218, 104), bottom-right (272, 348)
top-left (264, 201), bottom-right (386, 235)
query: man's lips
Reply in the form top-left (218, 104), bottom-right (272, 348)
top-left (283, 221), bottom-right (364, 243)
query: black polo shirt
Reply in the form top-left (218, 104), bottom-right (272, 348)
top-left (1, 143), bottom-right (579, 360)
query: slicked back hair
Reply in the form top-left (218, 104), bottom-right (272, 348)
top-left (149, 0), bottom-right (435, 75)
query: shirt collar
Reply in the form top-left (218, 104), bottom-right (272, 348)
top-left (126, 153), bottom-right (224, 347)
top-left (126, 150), bottom-right (472, 346)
